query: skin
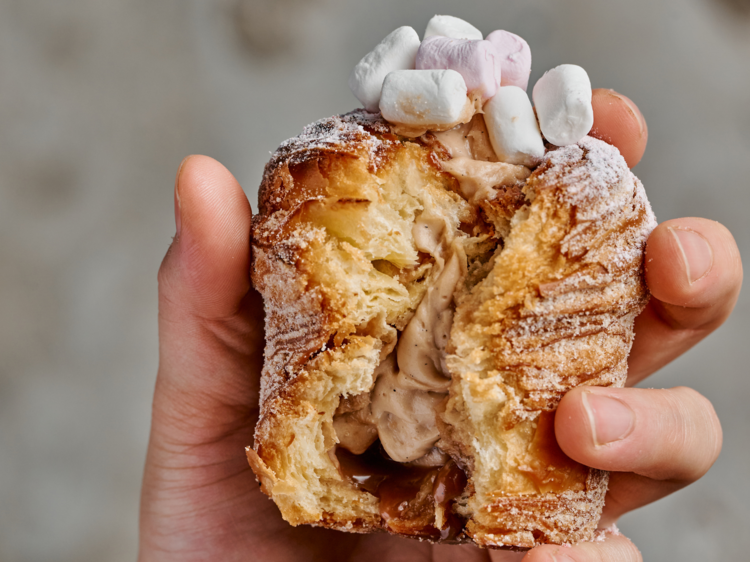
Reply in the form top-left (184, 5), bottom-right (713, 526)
top-left (139, 91), bottom-right (742, 562)
top-left (589, 89), bottom-right (648, 169)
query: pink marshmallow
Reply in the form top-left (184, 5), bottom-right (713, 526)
top-left (486, 30), bottom-right (532, 91)
top-left (415, 36), bottom-right (502, 102)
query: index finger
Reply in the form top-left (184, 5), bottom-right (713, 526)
top-left (589, 88), bottom-right (648, 168)
top-left (628, 217), bottom-right (743, 384)
top-left (522, 531), bottom-right (642, 562)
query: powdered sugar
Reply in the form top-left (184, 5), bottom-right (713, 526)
top-left (250, 109), bottom-right (657, 547)
top-left (592, 523), bottom-right (622, 542)
top-left (269, 110), bottom-right (394, 172)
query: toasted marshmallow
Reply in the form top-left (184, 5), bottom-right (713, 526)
top-left (349, 27), bottom-right (421, 112)
top-left (416, 36), bottom-right (501, 102)
top-left (484, 86), bottom-right (545, 167)
top-left (486, 30), bottom-right (532, 91)
top-left (532, 64), bottom-right (594, 146)
top-left (380, 69), bottom-right (468, 127)
top-left (424, 15), bottom-right (483, 41)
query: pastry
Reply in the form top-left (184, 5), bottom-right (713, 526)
top-left (246, 16), bottom-right (656, 549)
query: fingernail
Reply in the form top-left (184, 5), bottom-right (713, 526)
top-left (174, 156), bottom-right (192, 235)
top-left (668, 227), bottom-right (714, 285)
top-left (582, 392), bottom-right (635, 447)
top-left (621, 93), bottom-right (647, 141)
top-left (601, 89), bottom-right (646, 139)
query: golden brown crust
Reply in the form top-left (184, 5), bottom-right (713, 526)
top-left (257, 111), bottom-right (400, 216)
top-left (249, 110), bottom-right (656, 547)
top-left (465, 469), bottom-right (609, 547)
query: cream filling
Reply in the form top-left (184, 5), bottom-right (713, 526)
top-left (441, 158), bottom-right (531, 206)
top-left (397, 214), bottom-right (465, 393)
top-left (388, 95), bottom-right (482, 138)
top-left (433, 115), bottom-right (498, 161)
top-left (334, 213), bottom-right (466, 463)
top-left (435, 115), bottom-right (531, 205)
top-left (371, 353), bottom-right (447, 462)
top-left (333, 115), bottom-right (530, 465)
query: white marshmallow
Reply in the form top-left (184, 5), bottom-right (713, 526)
top-left (380, 69), bottom-right (468, 126)
top-left (349, 27), bottom-right (421, 112)
top-left (484, 86), bottom-right (545, 167)
top-left (424, 15), bottom-right (483, 41)
top-left (532, 64), bottom-right (594, 146)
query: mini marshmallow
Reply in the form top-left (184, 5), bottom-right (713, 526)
top-left (380, 69), bottom-right (468, 126)
top-left (484, 86), bottom-right (545, 167)
top-left (486, 30), bottom-right (532, 91)
top-left (424, 15), bottom-right (483, 41)
top-left (532, 64), bottom-right (594, 146)
top-left (349, 26), bottom-right (421, 113)
top-left (415, 36), bottom-right (501, 101)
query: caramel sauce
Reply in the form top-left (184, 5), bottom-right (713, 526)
top-left (432, 460), bottom-right (468, 540)
top-left (336, 442), bottom-right (470, 540)
top-left (432, 460), bottom-right (467, 507)
top-left (378, 468), bottom-right (437, 522)
top-left (439, 513), bottom-right (466, 541)
top-left (519, 411), bottom-right (589, 494)
top-left (336, 442), bottom-right (403, 495)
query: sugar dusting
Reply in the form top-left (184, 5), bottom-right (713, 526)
top-left (446, 131), bottom-right (656, 546)
top-left (265, 110), bottom-right (395, 175)
top-left (593, 523), bottom-right (622, 542)
top-left (257, 110), bottom-right (400, 216)
top-left (251, 110), bottom-right (657, 547)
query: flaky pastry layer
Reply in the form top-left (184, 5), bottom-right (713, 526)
top-left (247, 110), bottom-right (656, 548)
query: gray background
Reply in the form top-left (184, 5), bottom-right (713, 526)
top-left (1, 0), bottom-right (748, 560)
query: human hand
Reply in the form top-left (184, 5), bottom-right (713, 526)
top-left (138, 90), bottom-right (741, 562)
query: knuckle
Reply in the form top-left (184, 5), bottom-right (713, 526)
top-left (157, 260), bottom-right (169, 290)
top-left (158, 242), bottom-right (182, 296)
top-left (157, 243), bottom-right (176, 285)
top-left (663, 387), bottom-right (722, 480)
top-left (157, 243), bottom-right (187, 319)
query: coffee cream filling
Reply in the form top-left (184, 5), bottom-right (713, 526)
top-left (388, 95), bottom-right (483, 138)
top-left (333, 114), bottom-right (531, 465)
top-left (334, 213), bottom-right (465, 463)
top-left (436, 115), bottom-right (532, 205)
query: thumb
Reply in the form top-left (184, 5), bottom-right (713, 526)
top-left (141, 156), bottom-right (266, 557)
top-left (159, 154), bottom-right (252, 321)
top-left (154, 154), bottom-right (263, 445)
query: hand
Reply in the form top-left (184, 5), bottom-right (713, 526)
top-left (138, 90), bottom-right (741, 562)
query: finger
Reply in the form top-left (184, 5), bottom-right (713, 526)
top-left (345, 534), bottom-right (433, 562)
top-left (433, 543), bottom-right (500, 561)
top-left (488, 549), bottom-right (526, 561)
top-left (598, 472), bottom-right (680, 528)
top-left (589, 88), bottom-right (648, 168)
top-left (141, 156), bottom-right (266, 556)
top-left (557, 386), bottom-right (722, 481)
top-left (628, 217), bottom-right (742, 384)
top-left (523, 531), bottom-right (641, 562)
top-left (159, 154), bottom-right (253, 321)
top-left (555, 386), bottom-right (722, 523)
top-left (154, 154), bottom-right (263, 443)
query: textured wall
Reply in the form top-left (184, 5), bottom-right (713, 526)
top-left (0, 0), bottom-right (748, 560)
